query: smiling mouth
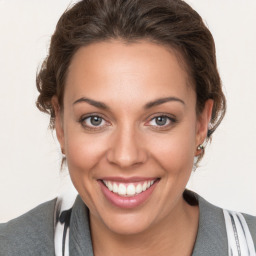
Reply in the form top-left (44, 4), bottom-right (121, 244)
top-left (101, 179), bottom-right (159, 197)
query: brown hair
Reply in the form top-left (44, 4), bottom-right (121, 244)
top-left (36, 0), bottom-right (226, 161)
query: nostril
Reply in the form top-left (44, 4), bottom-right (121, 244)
top-left (105, 130), bottom-right (148, 168)
top-left (106, 148), bottom-right (145, 168)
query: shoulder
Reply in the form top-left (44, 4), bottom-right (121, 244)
top-left (196, 191), bottom-right (256, 239)
top-left (190, 191), bottom-right (229, 255)
top-left (0, 198), bottom-right (57, 256)
top-left (185, 190), bottom-right (256, 255)
top-left (242, 212), bottom-right (256, 243)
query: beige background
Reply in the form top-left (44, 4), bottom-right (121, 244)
top-left (0, 0), bottom-right (255, 222)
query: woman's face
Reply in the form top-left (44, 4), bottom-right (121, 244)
top-left (54, 40), bottom-right (212, 235)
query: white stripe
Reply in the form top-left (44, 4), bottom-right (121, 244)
top-left (54, 185), bottom-right (78, 256)
top-left (233, 212), bottom-right (248, 255)
top-left (236, 212), bottom-right (256, 256)
top-left (224, 209), bottom-right (240, 256)
top-left (64, 227), bottom-right (70, 256)
top-left (223, 209), bottom-right (256, 256)
top-left (55, 221), bottom-right (65, 256)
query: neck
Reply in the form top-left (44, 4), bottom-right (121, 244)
top-left (90, 197), bottom-right (199, 256)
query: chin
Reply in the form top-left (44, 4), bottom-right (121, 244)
top-left (99, 212), bottom-right (155, 236)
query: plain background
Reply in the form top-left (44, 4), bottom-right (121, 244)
top-left (0, 0), bottom-right (255, 222)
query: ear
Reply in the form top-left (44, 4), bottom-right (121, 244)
top-left (195, 99), bottom-right (214, 153)
top-left (51, 96), bottom-right (65, 153)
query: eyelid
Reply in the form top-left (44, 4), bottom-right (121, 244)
top-left (144, 113), bottom-right (177, 128)
top-left (79, 113), bottom-right (111, 130)
top-left (146, 113), bottom-right (176, 122)
top-left (79, 113), bottom-right (106, 122)
top-left (78, 112), bottom-right (177, 131)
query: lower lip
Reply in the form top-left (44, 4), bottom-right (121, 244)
top-left (98, 180), bottom-right (159, 209)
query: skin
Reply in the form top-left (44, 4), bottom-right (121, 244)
top-left (53, 40), bottom-right (213, 256)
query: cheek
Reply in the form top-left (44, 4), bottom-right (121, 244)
top-left (64, 130), bottom-right (109, 211)
top-left (64, 125), bottom-right (109, 181)
top-left (148, 126), bottom-right (196, 174)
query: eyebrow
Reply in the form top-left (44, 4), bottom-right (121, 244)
top-left (73, 96), bottom-right (185, 110)
top-left (144, 97), bottom-right (185, 109)
top-left (73, 97), bottom-right (109, 110)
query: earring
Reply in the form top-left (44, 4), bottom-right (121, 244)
top-left (196, 144), bottom-right (204, 156)
top-left (197, 144), bottom-right (204, 151)
top-left (61, 148), bottom-right (65, 155)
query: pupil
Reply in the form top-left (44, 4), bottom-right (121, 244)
top-left (91, 116), bottom-right (102, 126)
top-left (156, 116), bottom-right (167, 126)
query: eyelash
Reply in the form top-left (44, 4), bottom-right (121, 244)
top-left (79, 114), bottom-right (110, 131)
top-left (79, 113), bottom-right (177, 131)
top-left (145, 114), bottom-right (177, 130)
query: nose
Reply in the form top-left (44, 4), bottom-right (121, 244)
top-left (106, 125), bottom-right (147, 168)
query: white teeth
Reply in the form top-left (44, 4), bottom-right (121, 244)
top-left (127, 184), bottom-right (136, 196)
top-left (118, 184), bottom-right (126, 195)
top-left (135, 184), bottom-right (142, 194)
top-left (108, 181), bottom-right (113, 191)
top-left (142, 182), bottom-right (147, 191)
top-left (113, 183), bottom-right (118, 193)
top-left (103, 179), bottom-right (156, 197)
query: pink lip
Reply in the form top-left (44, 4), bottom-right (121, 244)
top-left (98, 178), bottom-right (159, 209)
top-left (99, 176), bottom-right (156, 183)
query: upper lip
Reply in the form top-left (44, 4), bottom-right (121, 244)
top-left (99, 176), bottom-right (159, 183)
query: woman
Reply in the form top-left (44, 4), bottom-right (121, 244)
top-left (0, 0), bottom-right (255, 255)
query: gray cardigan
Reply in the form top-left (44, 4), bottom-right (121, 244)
top-left (0, 191), bottom-right (255, 256)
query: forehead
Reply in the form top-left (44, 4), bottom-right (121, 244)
top-left (64, 40), bottom-right (195, 107)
